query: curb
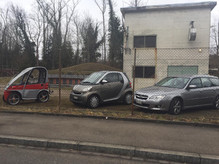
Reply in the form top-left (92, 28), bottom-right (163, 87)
top-left (1, 110), bottom-right (219, 128)
top-left (0, 135), bottom-right (219, 164)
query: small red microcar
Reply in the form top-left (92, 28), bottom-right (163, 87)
top-left (3, 66), bottom-right (50, 105)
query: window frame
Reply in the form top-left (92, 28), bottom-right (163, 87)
top-left (133, 66), bottom-right (155, 79)
top-left (134, 35), bottom-right (157, 48)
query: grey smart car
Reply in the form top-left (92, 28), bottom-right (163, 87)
top-left (70, 71), bottom-right (132, 108)
top-left (134, 75), bottom-right (219, 115)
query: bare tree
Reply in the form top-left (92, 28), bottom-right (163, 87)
top-left (94, 0), bottom-right (107, 62)
top-left (127, 0), bottom-right (148, 7)
top-left (36, 0), bottom-right (80, 68)
top-left (211, 22), bottom-right (219, 55)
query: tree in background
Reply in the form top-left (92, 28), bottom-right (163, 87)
top-left (81, 17), bottom-right (104, 63)
top-left (11, 5), bottom-right (36, 70)
top-left (108, 0), bottom-right (124, 69)
top-left (128, 0), bottom-right (147, 7)
top-left (94, 0), bottom-right (107, 63)
top-left (36, 0), bottom-right (79, 69)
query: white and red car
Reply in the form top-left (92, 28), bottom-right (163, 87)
top-left (3, 66), bottom-right (50, 105)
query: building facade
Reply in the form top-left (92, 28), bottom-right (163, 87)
top-left (121, 2), bottom-right (216, 89)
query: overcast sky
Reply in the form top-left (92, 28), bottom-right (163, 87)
top-left (0, 0), bottom-right (219, 23)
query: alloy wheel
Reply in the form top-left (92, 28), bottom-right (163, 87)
top-left (8, 93), bottom-right (21, 105)
top-left (38, 91), bottom-right (49, 103)
top-left (170, 98), bottom-right (182, 115)
top-left (88, 95), bottom-right (99, 108)
top-left (125, 93), bottom-right (132, 105)
top-left (215, 96), bottom-right (219, 110)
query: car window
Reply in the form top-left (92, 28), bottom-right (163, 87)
top-left (104, 73), bottom-right (119, 83)
top-left (118, 74), bottom-right (123, 82)
top-left (156, 77), bottom-right (189, 89)
top-left (189, 78), bottom-right (202, 88)
top-left (210, 78), bottom-right (219, 86)
top-left (201, 78), bottom-right (212, 87)
top-left (28, 69), bottom-right (40, 84)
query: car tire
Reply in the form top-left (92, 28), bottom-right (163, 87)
top-left (88, 95), bottom-right (100, 108)
top-left (124, 93), bottom-right (132, 105)
top-left (213, 95), bottom-right (219, 110)
top-left (7, 92), bottom-right (21, 105)
top-left (38, 91), bottom-right (49, 103)
top-left (169, 98), bottom-right (183, 115)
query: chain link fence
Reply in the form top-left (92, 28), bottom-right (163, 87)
top-left (0, 47), bottom-right (219, 115)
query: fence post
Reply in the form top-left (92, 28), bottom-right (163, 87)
top-left (131, 48), bottom-right (137, 115)
top-left (58, 48), bottom-right (61, 112)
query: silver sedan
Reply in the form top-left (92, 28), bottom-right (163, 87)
top-left (134, 75), bottom-right (219, 115)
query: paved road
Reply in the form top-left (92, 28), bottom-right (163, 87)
top-left (0, 113), bottom-right (218, 156)
top-left (1, 144), bottom-right (167, 164)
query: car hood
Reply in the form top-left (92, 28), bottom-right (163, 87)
top-left (136, 86), bottom-right (181, 96)
top-left (73, 84), bottom-right (94, 92)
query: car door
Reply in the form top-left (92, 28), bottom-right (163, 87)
top-left (100, 73), bottom-right (123, 101)
top-left (23, 68), bottom-right (46, 99)
top-left (183, 78), bottom-right (203, 107)
top-left (200, 77), bottom-right (215, 105)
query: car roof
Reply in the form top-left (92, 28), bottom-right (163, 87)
top-left (168, 75), bottom-right (218, 79)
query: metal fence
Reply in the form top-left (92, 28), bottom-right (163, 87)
top-left (1, 47), bottom-right (219, 114)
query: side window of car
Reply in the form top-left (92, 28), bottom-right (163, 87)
top-left (201, 78), bottom-right (212, 88)
top-left (104, 73), bottom-right (119, 83)
top-left (210, 78), bottom-right (219, 86)
top-left (189, 78), bottom-right (202, 88)
top-left (118, 73), bottom-right (124, 82)
top-left (27, 69), bottom-right (40, 84)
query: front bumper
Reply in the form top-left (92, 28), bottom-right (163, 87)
top-left (69, 91), bottom-right (89, 105)
top-left (134, 98), bottom-right (169, 111)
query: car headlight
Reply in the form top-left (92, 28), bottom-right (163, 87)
top-left (149, 95), bottom-right (166, 101)
top-left (82, 86), bottom-right (92, 93)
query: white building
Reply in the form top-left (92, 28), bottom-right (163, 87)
top-left (121, 2), bottom-right (217, 90)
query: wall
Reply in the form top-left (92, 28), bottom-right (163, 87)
top-left (123, 7), bottom-right (212, 90)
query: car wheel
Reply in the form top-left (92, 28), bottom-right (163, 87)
top-left (88, 95), bottom-right (100, 108)
top-left (38, 91), bottom-right (49, 103)
top-left (213, 95), bottom-right (219, 110)
top-left (124, 93), bottom-right (132, 105)
top-left (169, 98), bottom-right (183, 115)
top-left (7, 92), bottom-right (21, 105)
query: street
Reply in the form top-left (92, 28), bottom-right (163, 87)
top-left (0, 113), bottom-right (218, 156)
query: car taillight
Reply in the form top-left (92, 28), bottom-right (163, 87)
top-left (129, 82), bottom-right (132, 88)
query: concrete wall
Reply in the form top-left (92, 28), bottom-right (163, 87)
top-left (123, 7), bottom-right (212, 90)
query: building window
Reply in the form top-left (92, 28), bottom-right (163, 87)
top-left (134, 35), bottom-right (156, 48)
top-left (134, 66), bottom-right (155, 78)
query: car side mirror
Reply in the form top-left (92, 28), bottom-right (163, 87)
top-left (187, 85), bottom-right (197, 89)
top-left (101, 79), bottom-right (108, 84)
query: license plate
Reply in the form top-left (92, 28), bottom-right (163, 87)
top-left (136, 99), bottom-right (142, 105)
top-left (74, 96), bottom-right (78, 100)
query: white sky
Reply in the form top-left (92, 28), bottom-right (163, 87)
top-left (0, 0), bottom-right (218, 23)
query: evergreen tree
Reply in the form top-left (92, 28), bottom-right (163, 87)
top-left (108, 0), bottom-right (124, 69)
top-left (81, 17), bottom-right (103, 63)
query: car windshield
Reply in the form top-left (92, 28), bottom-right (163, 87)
top-left (81, 72), bottom-right (106, 84)
top-left (155, 77), bottom-right (190, 89)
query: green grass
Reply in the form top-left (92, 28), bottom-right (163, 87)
top-left (1, 95), bottom-right (219, 125)
top-left (48, 63), bottom-right (122, 75)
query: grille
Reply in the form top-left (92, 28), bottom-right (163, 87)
top-left (73, 91), bottom-right (81, 95)
top-left (136, 94), bottom-right (148, 100)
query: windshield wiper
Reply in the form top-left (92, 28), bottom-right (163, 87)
top-left (81, 81), bottom-right (91, 84)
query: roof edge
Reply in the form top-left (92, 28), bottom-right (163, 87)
top-left (121, 1), bottom-right (217, 15)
